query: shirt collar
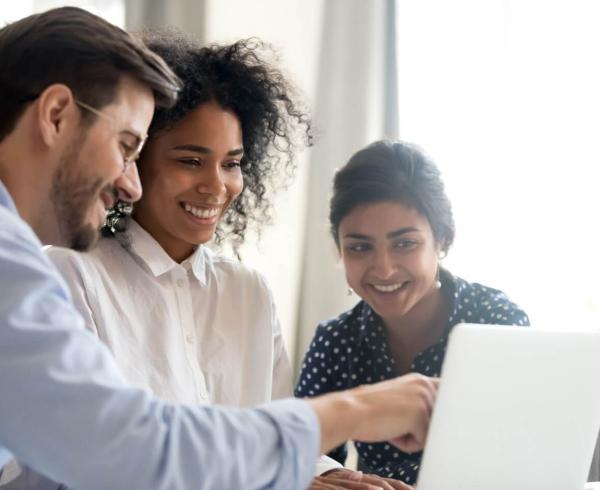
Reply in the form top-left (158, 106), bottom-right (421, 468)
top-left (356, 301), bottom-right (385, 345)
top-left (183, 246), bottom-right (212, 286)
top-left (443, 268), bottom-right (464, 331)
top-left (438, 268), bottom-right (468, 343)
top-left (0, 179), bottom-right (18, 215)
top-left (123, 219), bottom-right (210, 285)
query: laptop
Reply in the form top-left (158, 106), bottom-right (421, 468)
top-left (416, 324), bottom-right (600, 490)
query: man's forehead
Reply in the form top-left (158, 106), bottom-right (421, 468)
top-left (106, 76), bottom-right (155, 131)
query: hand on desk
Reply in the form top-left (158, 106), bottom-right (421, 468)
top-left (310, 468), bottom-right (413, 489)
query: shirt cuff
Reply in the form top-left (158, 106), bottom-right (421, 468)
top-left (0, 459), bottom-right (20, 484)
top-left (256, 398), bottom-right (321, 490)
top-left (315, 454), bottom-right (344, 475)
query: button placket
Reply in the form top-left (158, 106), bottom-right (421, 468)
top-left (172, 269), bottom-right (199, 392)
top-left (177, 269), bottom-right (209, 403)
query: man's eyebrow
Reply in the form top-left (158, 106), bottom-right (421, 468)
top-left (171, 144), bottom-right (244, 156)
top-left (121, 129), bottom-right (144, 141)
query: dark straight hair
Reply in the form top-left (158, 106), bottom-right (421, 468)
top-left (0, 6), bottom-right (182, 141)
top-left (330, 140), bottom-right (455, 253)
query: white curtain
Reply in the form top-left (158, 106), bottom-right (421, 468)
top-left (293, 0), bottom-right (399, 369)
top-left (125, 0), bottom-right (206, 36)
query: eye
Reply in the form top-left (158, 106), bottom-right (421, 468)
top-left (393, 239), bottom-right (419, 250)
top-left (178, 158), bottom-right (202, 167)
top-left (119, 141), bottom-right (135, 159)
top-left (345, 242), bottom-right (372, 253)
top-left (223, 160), bottom-right (242, 169)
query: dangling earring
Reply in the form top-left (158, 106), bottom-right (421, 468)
top-left (434, 265), bottom-right (442, 289)
top-left (347, 287), bottom-right (354, 296)
top-left (106, 200), bottom-right (133, 234)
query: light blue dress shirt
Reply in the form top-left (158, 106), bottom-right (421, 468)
top-left (0, 180), bottom-right (319, 489)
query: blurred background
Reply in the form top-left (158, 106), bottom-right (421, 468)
top-left (4, 0), bottom-right (600, 372)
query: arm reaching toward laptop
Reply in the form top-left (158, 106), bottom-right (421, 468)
top-left (310, 373), bottom-right (439, 455)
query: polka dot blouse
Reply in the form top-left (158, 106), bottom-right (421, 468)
top-left (294, 269), bottom-right (530, 485)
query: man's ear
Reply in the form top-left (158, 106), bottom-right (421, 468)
top-left (36, 84), bottom-right (77, 148)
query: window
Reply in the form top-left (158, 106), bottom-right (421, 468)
top-left (396, 0), bottom-right (600, 330)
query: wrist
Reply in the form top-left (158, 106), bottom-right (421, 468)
top-left (308, 390), bottom-right (367, 453)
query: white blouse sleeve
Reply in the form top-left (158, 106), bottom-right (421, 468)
top-left (261, 275), bottom-right (294, 400)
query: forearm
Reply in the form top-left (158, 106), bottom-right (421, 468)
top-left (2, 368), bottom-right (320, 490)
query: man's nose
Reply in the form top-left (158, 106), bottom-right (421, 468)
top-left (115, 162), bottom-right (143, 203)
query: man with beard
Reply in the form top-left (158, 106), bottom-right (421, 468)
top-left (0, 7), bottom-right (438, 490)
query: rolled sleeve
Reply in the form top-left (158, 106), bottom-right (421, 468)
top-left (315, 455), bottom-right (344, 475)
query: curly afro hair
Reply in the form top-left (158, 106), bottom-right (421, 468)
top-left (103, 30), bottom-right (312, 252)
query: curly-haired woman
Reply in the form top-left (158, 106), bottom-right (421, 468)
top-left (47, 31), bottom-right (309, 407)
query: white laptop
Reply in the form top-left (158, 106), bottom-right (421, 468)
top-left (416, 324), bottom-right (600, 490)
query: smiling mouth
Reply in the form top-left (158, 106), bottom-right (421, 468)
top-left (181, 202), bottom-right (220, 219)
top-left (371, 281), bottom-right (410, 293)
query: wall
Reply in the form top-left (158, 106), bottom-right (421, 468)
top-left (203, 0), bottom-right (324, 364)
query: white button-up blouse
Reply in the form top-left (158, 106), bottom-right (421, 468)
top-left (45, 219), bottom-right (292, 407)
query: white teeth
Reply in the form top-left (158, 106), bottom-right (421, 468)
top-left (372, 283), bottom-right (404, 293)
top-left (183, 203), bottom-right (219, 219)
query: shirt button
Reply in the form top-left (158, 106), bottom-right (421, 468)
top-left (176, 279), bottom-right (185, 287)
top-left (185, 334), bottom-right (194, 344)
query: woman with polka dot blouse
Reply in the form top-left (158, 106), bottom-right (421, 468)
top-left (295, 140), bottom-right (529, 486)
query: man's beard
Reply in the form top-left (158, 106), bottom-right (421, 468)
top-left (50, 142), bottom-right (114, 251)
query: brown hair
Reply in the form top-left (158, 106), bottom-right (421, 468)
top-left (0, 6), bottom-right (181, 141)
top-left (330, 140), bottom-right (456, 253)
